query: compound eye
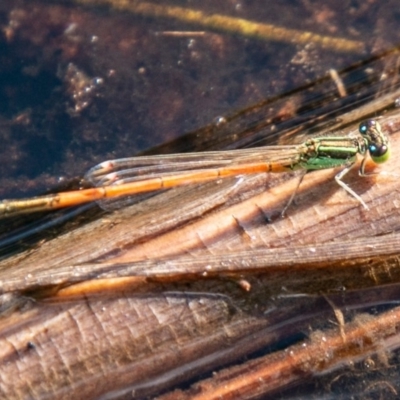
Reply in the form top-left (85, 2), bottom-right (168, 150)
top-left (369, 144), bottom-right (388, 158)
top-left (359, 119), bottom-right (376, 136)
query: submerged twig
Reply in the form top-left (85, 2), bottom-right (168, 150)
top-left (75, 0), bottom-right (365, 53)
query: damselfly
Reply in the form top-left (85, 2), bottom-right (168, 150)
top-left (0, 119), bottom-right (390, 217)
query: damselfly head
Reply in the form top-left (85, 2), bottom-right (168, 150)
top-left (359, 119), bottom-right (390, 164)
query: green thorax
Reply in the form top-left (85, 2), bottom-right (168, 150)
top-left (297, 135), bottom-right (366, 171)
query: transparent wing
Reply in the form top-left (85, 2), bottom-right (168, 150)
top-left (85, 145), bottom-right (301, 211)
top-left (86, 146), bottom-right (301, 185)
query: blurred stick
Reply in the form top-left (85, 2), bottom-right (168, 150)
top-left (76, 0), bottom-right (365, 53)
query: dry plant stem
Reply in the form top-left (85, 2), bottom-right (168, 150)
top-left (75, 0), bottom-right (365, 53)
top-left (0, 292), bottom-right (272, 400)
top-left (157, 305), bottom-right (400, 400)
top-left (1, 229), bottom-right (400, 297)
top-left (50, 231), bottom-right (400, 298)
